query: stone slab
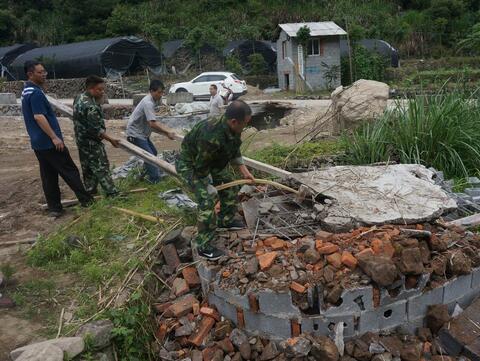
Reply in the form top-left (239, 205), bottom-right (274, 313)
top-left (11, 337), bottom-right (84, 360)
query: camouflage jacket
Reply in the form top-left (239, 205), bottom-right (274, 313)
top-left (72, 92), bottom-right (105, 144)
top-left (179, 116), bottom-right (244, 177)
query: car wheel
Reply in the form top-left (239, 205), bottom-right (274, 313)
top-left (176, 88), bottom-right (188, 93)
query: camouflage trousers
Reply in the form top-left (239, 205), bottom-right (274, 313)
top-left (176, 158), bottom-right (239, 247)
top-left (77, 140), bottom-right (117, 196)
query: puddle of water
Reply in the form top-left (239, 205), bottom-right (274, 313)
top-left (249, 103), bottom-right (292, 130)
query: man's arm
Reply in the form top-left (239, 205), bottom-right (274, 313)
top-left (148, 121), bottom-right (177, 140)
top-left (230, 148), bottom-right (254, 181)
top-left (86, 104), bottom-right (119, 147)
top-left (33, 114), bottom-right (64, 151)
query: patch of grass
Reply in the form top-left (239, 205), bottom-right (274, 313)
top-left (0, 263), bottom-right (15, 280)
top-left (245, 140), bottom-right (343, 170)
top-left (342, 92), bottom-right (480, 178)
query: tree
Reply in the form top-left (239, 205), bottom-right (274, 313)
top-left (248, 53), bottom-right (267, 75)
top-left (296, 25), bottom-right (310, 85)
top-left (225, 54), bottom-right (243, 75)
top-left (184, 26), bottom-right (225, 71)
top-left (0, 10), bottom-right (17, 45)
top-left (458, 23), bottom-right (480, 54)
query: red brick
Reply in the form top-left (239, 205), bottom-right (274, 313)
top-left (258, 251), bottom-right (278, 270)
top-left (326, 252), bottom-right (342, 268)
top-left (237, 308), bottom-right (245, 329)
top-left (290, 281), bottom-right (306, 294)
top-left (263, 236), bottom-right (280, 247)
top-left (383, 240), bottom-right (395, 258)
top-left (189, 316), bottom-right (216, 347)
top-left (172, 278), bottom-right (190, 297)
top-left (341, 251), bottom-right (357, 269)
top-left (248, 293), bottom-right (259, 312)
top-left (182, 267), bottom-right (201, 288)
top-left (222, 270), bottom-right (231, 278)
top-left (317, 242), bottom-right (339, 254)
top-left (315, 239), bottom-right (323, 250)
top-left (371, 238), bottom-right (383, 254)
top-left (168, 294), bottom-right (198, 318)
top-left (155, 322), bottom-right (168, 342)
top-left (192, 302), bottom-right (200, 316)
top-left (200, 307), bottom-right (220, 322)
top-left (162, 243), bottom-right (180, 269)
top-left (355, 247), bottom-right (374, 259)
top-left (202, 345), bottom-right (218, 361)
top-left (271, 238), bottom-right (286, 250)
top-left (153, 302), bottom-right (172, 314)
top-left (217, 337), bottom-right (235, 353)
top-left (315, 230), bottom-right (333, 241)
top-left (291, 319), bottom-right (301, 337)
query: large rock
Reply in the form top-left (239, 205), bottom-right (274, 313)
top-left (331, 79), bottom-right (389, 134)
top-left (426, 305), bottom-right (450, 334)
top-left (397, 247), bottom-right (424, 275)
top-left (16, 344), bottom-right (64, 361)
top-left (75, 319), bottom-right (114, 349)
top-left (291, 164), bottom-right (456, 230)
top-left (310, 335), bottom-right (340, 361)
top-left (357, 255), bottom-right (398, 287)
top-left (11, 337), bottom-right (84, 360)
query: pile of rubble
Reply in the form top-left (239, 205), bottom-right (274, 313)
top-left (150, 225), bottom-right (479, 361)
top-left (215, 224), bottom-right (479, 309)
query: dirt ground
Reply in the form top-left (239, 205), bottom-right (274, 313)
top-left (0, 98), bottom-right (330, 358)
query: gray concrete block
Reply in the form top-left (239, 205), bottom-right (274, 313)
top-left (456, 288), bottom-right (480, 310)
top-left (407, 286), bottom-right (444, 321)
top-left (213, 284), bottom-right (250, 309)
top-left (208, 293), bottom-right (237, 323)
top-left (197, 262), bottom-right (219, 294)
top-left (258, 290), bottom-right (301, 317)
top-left (322, 286), bottom-right (374, 316)
top-left (398, 317), bottom-right (424, 335)
top-left (325, 314), bottom-right (356, 338)
top-left (243, 309), bottom-right (291, 340)
top-left (471, 267), bottom-right (480, 289)
top-left (444, 274), bottom-right (473, 304)
top-left (0, 93), bottom-right (16, 104)
top-left (301, 316), bottom-right (330, 336)
top-left (468, 177), bottom-right (480, 187)
top-left (359, 301), bottom-right (407, 334)
top-left (465, 188), bottom-right (480, 197)
top-left (381, 274), bottom-right (430, 306)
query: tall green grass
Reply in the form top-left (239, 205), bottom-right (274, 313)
top-left (342, 92), bottom-right (480, 178)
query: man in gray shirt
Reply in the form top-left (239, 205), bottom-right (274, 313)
top-left (209, 84), bottom-right (225, 117)
top-left (126, 80), bottom-right (176, 183)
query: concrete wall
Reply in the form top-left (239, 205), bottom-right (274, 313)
top-left (276, 31), bottom-right (342, 91)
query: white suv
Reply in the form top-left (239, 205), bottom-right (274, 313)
top-left (169, 72), bottom-right (247, 100)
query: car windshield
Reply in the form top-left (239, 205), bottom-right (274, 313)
top-left (231, 74), bottom-right (240, 80)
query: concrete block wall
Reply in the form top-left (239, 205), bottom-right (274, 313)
top-left (200, 260), bottom-right (480, 341)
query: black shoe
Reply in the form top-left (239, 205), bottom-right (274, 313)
top-left (47, 209), bottom-right (64, 218)
top-left (197, 244), bottom-right (225, 261)
top-left (218, 219), bottom-right (246, 230)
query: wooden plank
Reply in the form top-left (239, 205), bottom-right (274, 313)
top-left (46, 95), bottom-right (73, 117)
top-left (447, 213), bottom-right (480, 228)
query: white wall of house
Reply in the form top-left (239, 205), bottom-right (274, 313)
top-left (277, 30), bottom-right (342, 91)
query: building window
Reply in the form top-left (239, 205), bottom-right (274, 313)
top-left (307, 39), bottom-right (324, 56)
top-left (282, 41), bottom-right (287, 59)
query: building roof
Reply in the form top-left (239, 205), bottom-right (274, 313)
top-left (279, 22), bottom-right (347, 37)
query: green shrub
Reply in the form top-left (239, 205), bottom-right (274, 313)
top-left (342, 92), bottom-right (480, 178)
top-left (341, 45), bottom-right (389, 85)
top-left (247, 53), bottom-right (267, 75)
top-left (225, 54), bottom-right (243, 75)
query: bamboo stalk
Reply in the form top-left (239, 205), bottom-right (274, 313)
top-left (215, 178), bottom-right (298, 194)
top-left (112, 206), bottom-right (163, 223)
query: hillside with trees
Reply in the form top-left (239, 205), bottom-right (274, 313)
top-left (1, 0), bottom-right (479, 58)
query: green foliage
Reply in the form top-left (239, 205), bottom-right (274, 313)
top-left (246, 140), bottom-right (343, 169)
top-left (0, 263), bottom-right (15, 280)
top-left (225, 54), bottom-right (244, 75)
top-left (341, 45), bottom-right (388, 85)
top-left (108, 291), bottom-right (154, 361)
top-left (248, 53), bottom-right (267, 75)
top-left (458, 23), bottom-right (480, 54)
top-left (296, 25), bottom-right (311, 51)
top-left (342, 92), bottom-right (480, 178)
top-left (321, 62), bottom-right (341, 89)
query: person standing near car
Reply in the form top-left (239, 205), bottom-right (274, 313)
top-left (126, 79), bottom-right (176, 183)
top-left (208, 84), bottom-right (224, 117)
top-left (73, 75), bottom-right (120, 197)
top-left (21, 61), bottom-right (93, 217)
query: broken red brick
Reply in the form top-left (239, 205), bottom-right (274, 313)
top-left (355, 247), bottom-right (374, 259)
top-left (201, 345), bottom-right (218, 361)
top-left (222, 270), bottom-right (231, 278)
top-left (182, 267), bottom-right (201, 288)
top-left (416, 224), bottom-right (424, 230)
top-left (153, 302), bottom-right (172, 314)
top-left (168, 294), bottom-right (198, 318)
top-left (188, 316), bottom-right (216, 347)
top-left (192, 302), bottom-right (200, 316)
top-left (326, 252), bottom-right (342, 268)
top-left (315, 239), bottom-right (323, 250)
top-left (155, 322), bottom-right (168, 342)
top-left (341, 251), bottom-right (357, 269)
top-left (317, 243), bottom-right (339, 255)
top-left (237, 308), bottom-right (245, 328)
top-left (217, 338), bottom-right (235, 353)
top-left (255, 249), bottom-right (265, 257)
top-left (383, 240), bottom-right (395, 258)
top-left (263, 236), bottom-right (280, 247)
top-left (290, 281), bottom-right (306, 294)
top-left (291, 319), bottom-right (301, 337)
top-left (315, 230), bottom-right (333, 241)
top-left (172, 278), bottom-right (190, 297)
top-left (200, 307), bottom-right (220, 322)
top-left (371, 238), bottom-right (383, 254)
top-left (162, 243), bottom-right (180, 269)
top-left (248, 293), bottom-right (259, 312)
top-left (372, 286), bottom-right (381, 308)
top-left (271, 238), bottom-right (285, 250)
top-left (258, 251), bottom-right (278, 270)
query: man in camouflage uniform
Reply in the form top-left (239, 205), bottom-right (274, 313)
top-left (73, 75), bottom-right (119, 197)
top-left (176, 100), bottom-right (254, 260)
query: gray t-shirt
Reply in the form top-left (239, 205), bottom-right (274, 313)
top-left (126, 94), bottom-right (157, 139)
top-left (209, 94), bottom-right (224, 117)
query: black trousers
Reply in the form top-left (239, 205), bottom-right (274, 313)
top-left (34, 147), bottom-right (93, 211)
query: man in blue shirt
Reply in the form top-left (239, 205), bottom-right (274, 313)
top-left (21, 61), bottom-right (92, 217)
